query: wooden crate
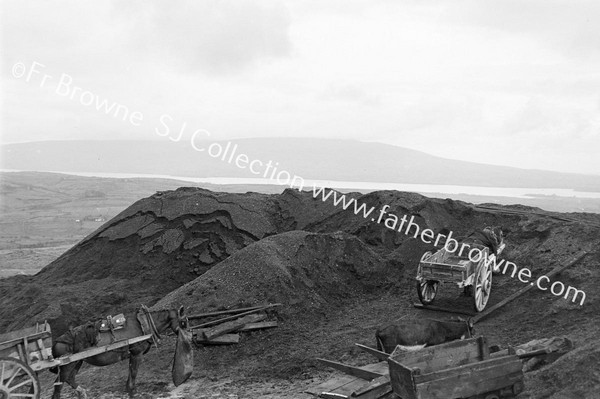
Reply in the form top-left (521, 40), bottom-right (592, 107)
top-left (0, 322), bottom-right (53, 364)
top-left (388, 337), bottom-right (523, 399)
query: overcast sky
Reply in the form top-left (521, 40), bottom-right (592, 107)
top-left (1, 0), bottom-right (599, 174)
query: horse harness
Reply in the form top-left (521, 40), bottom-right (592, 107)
top-left (137, 305), bottom-right (162, 348)
top-left (98, 305), bottom-right (162, 347)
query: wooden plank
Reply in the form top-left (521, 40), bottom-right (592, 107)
top-left (0, 330), bottom-right (52, 352)
top-left (351, 375), bottom-right (391, 398)
top-left (491, 347), bottom-right (551, 359)
top-left (187, 303), bottom-right (282, 319)
top-left (37, 338), bottom-right (47, 360)
top-left (16, 342), bottom-right (27, 364)
top-left (414, 355), bottom-right (520, 384)
top-left (31, 334), bottom-right (153, 371)
top-left (415, 357), bottom-right (522, 398)
top-left (195, 333), bottom-right (240, 345)
top-left (423, 370), bottom-right (523, 399)
top-left (310, 361), bottom-right (389, 398)
top-left (190, 309), bottom-right (268, 330)
top-left (201, 313), bottom-right (266, 341)
top-left (320, 393), bottom-right (349, 399)
top-left (388, 359), bottom-right (417, 399)
top-left (0, 325), bottom-right (45, 344)
top-left (490, 348), bottom-right (509, 358)
top-left (305, 375), bottom-right (357, 395)
top-left (23, 337), bottom-right (29, 364)
top-left (389, 337), bottom-right (485, 375)
top-left (0, 334), bottom-right (53, 362)
top-left (478, 336), bottom-right (490, 360)
top-left (470, 251), bottom-right (588, 324)
top-left (239, 321), bottom-right (278, 331)
top-left (313, 376), bottom-right (374, 398)
top-left (413, 303), bottom-right (475, 316)
top-left (317, 359), bottom-right (384, 381)
top-left (332, 379), bottom-right (378, 397)
top-left (355, 344), bottom-right (389, 361)
top-left (360, 361), bottom-right (389, 376)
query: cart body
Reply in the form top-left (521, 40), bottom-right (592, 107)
top-left (416, 244), bottom-right (499, 312)
top-left (388, 337), bottom-right (524, 399)
top-left (1, 322), bottom-right (151, 399)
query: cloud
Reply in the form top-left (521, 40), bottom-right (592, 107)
top-left (0, 1), bottom-right (292, 77)
top-left (115, 0), bottom-right (292, 75)
top-left (319, 84), bottom-right (381, 106)
top-left (440, 0), bottom-right (600, 60)
top-left (501, 97), bottom-right (600, 141)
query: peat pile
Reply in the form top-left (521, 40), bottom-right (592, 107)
top-left (0, 187), bottom-right (353, 333)
top-left (153, 230), bottom-right (389, 316)
top-left (0, 187), bottom-right (328, 333)
top-left (0, 186), bottom-right (488, 334)
top-left (1, 183), bottom-right (599, 378)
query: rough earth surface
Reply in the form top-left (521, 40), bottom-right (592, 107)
top-left (1, 187), bottom-right (599, 398)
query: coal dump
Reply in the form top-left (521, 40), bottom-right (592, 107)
top-left (1, 187), bottom-right (599, 398)
top-left (153, 230), bottom-right (389, 316)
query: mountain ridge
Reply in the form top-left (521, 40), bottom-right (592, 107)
top-left (3, 138), bottom-right (599, 191)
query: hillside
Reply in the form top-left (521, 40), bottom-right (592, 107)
top-left (3, 139), bottom-right (600, 191)
top-left (0, 171), bottom-right (289, 278)
top-left (1, 186), bottom-right (599, 397)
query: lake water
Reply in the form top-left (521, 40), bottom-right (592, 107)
top-left (3, 169), bottom-right (600, 200)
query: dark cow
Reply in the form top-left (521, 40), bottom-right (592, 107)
top-left (375, 318), bottom-right (474, 354)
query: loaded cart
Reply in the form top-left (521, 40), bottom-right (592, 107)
top-left (416, 229), bottom-right (505, 312)
top-left (0, 322), bottom-right (151, 399)
top-left (416, 241), bottom-right (505, 312)
top-left (388, 337), bottom-right (523, 399)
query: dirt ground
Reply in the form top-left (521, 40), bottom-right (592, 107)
top-left (37, 268), bottom-right (600, 398)
top-left (3, 187), bottom-right (600, 398)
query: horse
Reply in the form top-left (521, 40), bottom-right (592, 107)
top-left (51, 306), bottom-right (185, 399)
top-left (375, 318), bottom-right (473, 354)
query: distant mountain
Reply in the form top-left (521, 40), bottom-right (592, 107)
top-left (2, 138), bottom-right (599, 191)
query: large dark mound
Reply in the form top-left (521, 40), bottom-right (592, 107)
top-left (2, 186), bottom-right (600, 397)
top-left (0, 187), bottom-right (345, 333)
top-left (2, 188), bottom-right (600, 369)
top-left (0, 186), bottom-right (499, 333)
top-left (154, 230), bottom-right (388, 315)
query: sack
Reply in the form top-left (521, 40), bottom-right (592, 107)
top-left (172, 328), bottom-right (194, 386)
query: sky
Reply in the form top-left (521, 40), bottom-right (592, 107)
top-left (1, 0), bottom-right (599, 174)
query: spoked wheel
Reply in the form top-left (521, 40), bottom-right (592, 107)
top-left (473, 259), bottom-right (493, 312)
top-left (0, 357), bottom-right (40, 399)
top-left (417, 280), bottom-right (439, 305)
top-left (420, 251), bottom-right (432, 263)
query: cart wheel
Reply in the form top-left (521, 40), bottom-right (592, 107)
top-left (0, 357), bottom-right (40, 399)
top-left (417, 280), bottom-right (439, 305)
top-left (420, 251), bottom-right (432, 263)
top-left (473, 259), bottom-right (492, 312)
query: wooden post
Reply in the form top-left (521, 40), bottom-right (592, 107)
top-left (470, 251), bottom-right (588, 324)
top-left (190, 308), bottom-right (271, 330)
top-left (316, 358), bottom-right (384, 381)
top-left (355, 343), bottom-right (389, 361)
top-left (199, 313), bottom-right (266, 341)
top-left (187, 303), bottom-right (282, 319)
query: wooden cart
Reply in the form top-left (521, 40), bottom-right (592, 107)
top-left (416, 243), bottom-right (504, 312)
top-left (388, 337), bottom-right (523, 399)
top-left (0, 322), bottom-right (151, 399)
